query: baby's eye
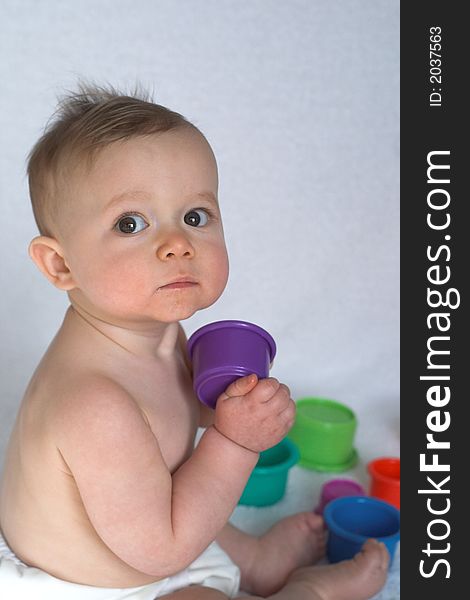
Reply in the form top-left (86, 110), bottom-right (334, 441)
top-left (183, 209), bottom-right (210, 228)
top-left (114, 214), bottom-right (149, 234)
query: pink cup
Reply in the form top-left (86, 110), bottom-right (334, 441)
top-left (314, 478), bottom-right (366, 516)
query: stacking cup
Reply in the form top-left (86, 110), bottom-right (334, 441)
top-left (367, 457), bottom-right (400, 509)
top-left (314, 478), bottom-right (366, 515)
top-left (238, 438), bottom-right (300, 506)
top-left (324, 496), bottom-right (400, 567)
top-left (187, 320), bottom-right (276, 408)
top-left (288, 398), bottom-right (358, 471)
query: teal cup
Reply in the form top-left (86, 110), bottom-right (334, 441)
top-left (238, 438), bottom-right (300, 507)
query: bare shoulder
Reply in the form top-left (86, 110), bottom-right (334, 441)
top-left (52, 374), bottom-right (156, 455)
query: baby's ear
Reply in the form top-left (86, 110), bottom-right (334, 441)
top-left (29, 236), bottom-right (76, 291)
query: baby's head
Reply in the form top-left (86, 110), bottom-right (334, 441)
top-left (27, 83), bottom-right (229, 324)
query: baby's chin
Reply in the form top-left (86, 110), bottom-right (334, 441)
top-left (157, 288), bottom-right (226, 322)
top-left (156, 301), bottom-right (218, 324)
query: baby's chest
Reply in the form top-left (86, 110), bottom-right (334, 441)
top-left (129, 360), bottom-right (200, 471)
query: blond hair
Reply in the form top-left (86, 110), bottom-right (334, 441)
top-left (27, 82), bottom-right (194, 236)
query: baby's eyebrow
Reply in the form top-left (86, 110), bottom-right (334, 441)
top-left (104, 190), bottom-right (150, 212)
top-left (103, 189), bottom-right (218, 213)
top-left (195, 191), bottom-right (218, 206)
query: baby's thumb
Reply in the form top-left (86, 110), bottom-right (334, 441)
top-left (222, 374), bottom-right (258, 399)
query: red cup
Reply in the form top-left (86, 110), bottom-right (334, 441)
top-left (367, 457), bottom-right (400, 509)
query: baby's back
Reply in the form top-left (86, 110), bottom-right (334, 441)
top-left (0, 367), bottom-right (119, 582)
top-left (0, 308), bottom-right (199, 587)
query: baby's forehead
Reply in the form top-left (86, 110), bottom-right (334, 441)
top-left (88, 128), bottom-right (214, 170)
top-left (65, 130), bottom-right (218, 206)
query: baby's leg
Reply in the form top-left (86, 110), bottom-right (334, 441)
top-left (160, 540), bottom-right (388, 600)
top-left (264, 539), bottom-right (389, 600)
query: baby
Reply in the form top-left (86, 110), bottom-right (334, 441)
top-left (0, 84), bottom-right (388, 599)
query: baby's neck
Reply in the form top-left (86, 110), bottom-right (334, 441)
top-left (66, 304), bottom-right (180, 360)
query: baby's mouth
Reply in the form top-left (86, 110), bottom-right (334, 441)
top-left (157, 277), bottom-right (198, 291)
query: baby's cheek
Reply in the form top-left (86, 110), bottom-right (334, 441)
top-left (91, 259), bottom-right (151, 310)
top-left (205, 248), bottom-right (229, 302)
top-left (215, 255), bottom-right (229, 289)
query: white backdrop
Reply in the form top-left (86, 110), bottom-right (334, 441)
top-left (0, 0), bottom-right (399, 471)
top-left (0, 0), bottom-right (399, 572)
top-left (0, 1), bottom-right (400, 596)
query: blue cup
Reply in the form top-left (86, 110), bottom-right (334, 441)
top-left (324, 496), bottom-right (400, 567)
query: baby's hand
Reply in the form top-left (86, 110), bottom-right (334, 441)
top-left (214, 374), bottom-right (296, 453)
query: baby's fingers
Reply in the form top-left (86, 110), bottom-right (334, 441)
top-left (266, 383), bottom-right (291, 412)
top-left (279, 398), bottom-right (296, 426)
top-left (251, 378), bottom-right (281, 403)
top-left (220, 374), bottom-right (258, 400)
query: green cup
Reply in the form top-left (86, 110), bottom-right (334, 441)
top-left (288, 398), bottom-right (358, 472)
top-left (238, 438), bottom-right (300, 506)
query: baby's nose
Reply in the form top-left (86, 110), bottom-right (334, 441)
top-left (156, 232), bottom-right (195, 260)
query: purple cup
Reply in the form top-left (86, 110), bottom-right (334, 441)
top-left (314, 479), bottom-right (366, 516)
top-left (187, 320), bottom-right (277, 408)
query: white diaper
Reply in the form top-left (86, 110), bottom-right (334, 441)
top-left (0, 532), bottom-right (240, 599)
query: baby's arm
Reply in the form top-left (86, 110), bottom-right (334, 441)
top-left (169, 374), bottom-right (295, 566)
top-left (55, 374), bottom-right (294, 579)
